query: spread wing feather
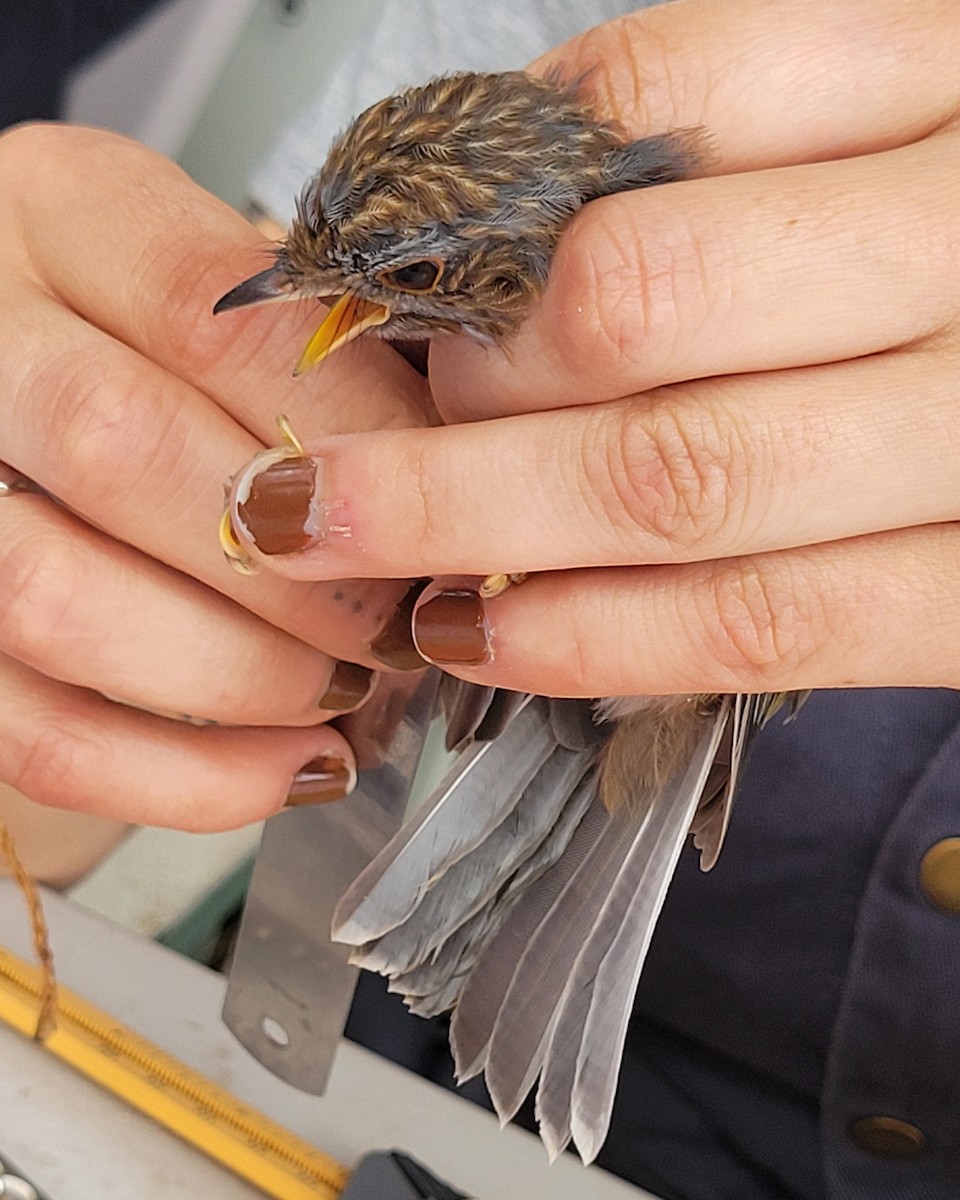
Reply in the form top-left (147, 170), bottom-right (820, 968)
top-left (388, 759), bottom-right (600, 1012)
top-left (333, 694), bottom-right (555, 942)
top-left (332, 681), bottom-right (793, 1162)
top-left (450, 789), bottom-right (608, 1081)
top-left (563, 704), bottom-right (730, 1162)
top-left (349, 742), bottom-right (590, 977)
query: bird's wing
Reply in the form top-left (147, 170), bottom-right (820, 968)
top-left (332, 693), bottom-right (555, 943)
top-left (689, 690), bottom-right (757, 870)
top-left (449, 787), bottom-right (608, 1077)
top-left (390, 760), bottom-right (599, 1016)
top-left (439, 675), bottom-right (536, 751)
top-left (348, 741), bottom-right (592, 978)
top-left (690, 689), bottom-right (810, 869)
top-left (479, 703), bottom-right (728, 1160)
top-left (478, 802), bottom-right (638, 1124)
top-left (333, 685), bottom-right (738, 1162)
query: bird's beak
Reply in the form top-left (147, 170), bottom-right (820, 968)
top-left (213, 265), bottom-right (300, 313)
top-left (292, 292), bottom-right (390, 376)
top-left (214, 267), bottom-right (390, 376)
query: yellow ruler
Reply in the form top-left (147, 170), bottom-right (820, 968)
top-left (0, 944), bottom-right (350, 1200)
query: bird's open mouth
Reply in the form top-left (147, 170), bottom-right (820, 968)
top-left (213, 266), bottom-right (390, 375)
top-left (292, 292), bottom-right (390, 375)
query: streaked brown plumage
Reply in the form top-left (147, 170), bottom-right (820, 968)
top-left (216, 70), bottom-right (805, 1164)
top-left (215, 70), bottom-right (703, 354)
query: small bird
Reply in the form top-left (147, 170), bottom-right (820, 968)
top-left (216, 71), bottom-right (805, 1164)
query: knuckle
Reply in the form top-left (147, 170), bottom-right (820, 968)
top-left (561, 16), bottom-right (690, 136)
top-left (574, 20), bottom-right (653, 130)
top-left (582, 398), bottom-right (746, 555)
top-left (549, 199), bottom-right (723, 385)
top-left (29, 352), bottom-right (183, 512)
top-left (0, 533), bottom-right (89, 669)
top-left (137, 231), bottom-right (252, 373)
top-left (549, 204), bottom-right (657, 378)
top-left (700, 557), bottom-right (830, 686)
top-left (11, 716), bottom-right (105, 814)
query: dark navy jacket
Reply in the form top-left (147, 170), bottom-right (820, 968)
top-left (601, 688), bottom-right (960, 1199)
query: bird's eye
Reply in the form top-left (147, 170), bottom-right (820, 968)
top-left (378, 258), bottom-right (443, 294)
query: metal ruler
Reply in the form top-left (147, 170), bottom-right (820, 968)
top-left (0, 945), bottom-right (348, 1200)
top-left (224, 668), bottom-right (442, 1092)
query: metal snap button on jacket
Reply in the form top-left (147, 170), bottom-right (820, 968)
top-left (848, 1115), bottom-right (927, 1158)
top-left (920, 837), bottom-right (960, 912)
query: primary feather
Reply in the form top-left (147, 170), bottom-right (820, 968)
top-left (333, 694), bottom-right (551, 943)
top-left (350, 741), bottom-right (589, 977)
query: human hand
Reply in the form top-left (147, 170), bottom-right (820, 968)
top-left (0, 125), bottom-right (434, 828)
top-left (224, 0), bottom-right (960, 703)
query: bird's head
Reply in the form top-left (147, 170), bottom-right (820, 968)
top-left (215, 71), bottom-right (703, 373)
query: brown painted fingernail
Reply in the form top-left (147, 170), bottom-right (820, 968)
top-left (413, 587), bottom-right (490, 665)
top-left (369, 580), bottom-right (431, 670)
top-left (235, 455), bottom-right (321, 555)
top-left (285, 755), bottom-right (355, 807)
top-left (318, 661), bottom-right (375, 710)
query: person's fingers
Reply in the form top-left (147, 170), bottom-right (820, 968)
top-left (0, 491), bottom-right (373, 725)
top-left (221, 347), bottom-right (960, 580)
top-left (0, 654), bottom-right (357, 830)
top-left (430, 0), bottom-right (960, 422)
top-left (536, 0), bottom-right (960, 171)
top-left (430, 126), bottom-right (960, 419)
top-left (0, 124), bottom-right (432, 673)
top-left (0, 124), bottom-right (433, 444)
top-left (409, 524), bottom-right (960, 697)
top-left (1, 275), bottom-right (420, 670)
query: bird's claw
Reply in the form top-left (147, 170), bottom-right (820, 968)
top-left (479, 572), bottom-right (529, 598)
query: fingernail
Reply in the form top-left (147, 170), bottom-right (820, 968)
top-left (413, 587), bottom-right (490, 666)
top-left (318, 661), bottom-right (375, 710)
top-left (234, 454), bottom-right (322, 556)
top-left (285, 755), bottom-right (355, 807)
top-left (369, 580), bottom-right (431, 670)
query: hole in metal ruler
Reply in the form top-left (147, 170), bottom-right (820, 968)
top-left (0, 1174), bottom-right (41, 1200)
top-left (260, 1015), bottom-right (290, 1047)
